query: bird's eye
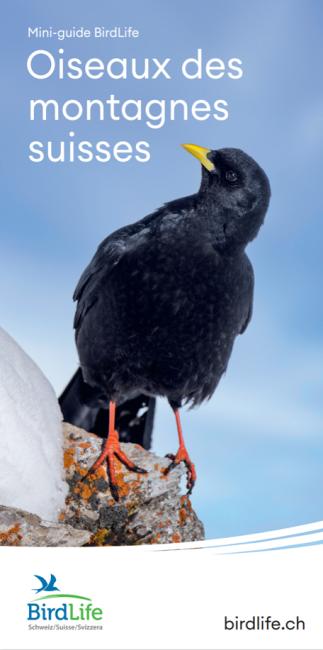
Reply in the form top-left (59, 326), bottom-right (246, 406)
top-left (225, 170), bottom-right (238, 183)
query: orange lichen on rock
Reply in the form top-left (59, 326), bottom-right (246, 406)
top-left (180, 495), bottom-right (192, 510)
top-left (178, 495), bottom-right (192, 526)
top-left (172, 532), bottom-right (181, 543)
top-left (111, 458), bottom-right (142, 501)
top-left (76, 481), bottom-right (93, 501)
top-left (71, 464), bottom-right (102, 501)
top-left (88, 465), bottom-right (107, 481)
top-left (64, 447), bottom-right (75, 469)
top-left (77, 466), bottom-right (88, 478)
top-left (0, 523), bottom-right (22, 546)
top-left (90, 528), bottom-right (110, 546)
top-left (179, 506), bottom-right (188, 526)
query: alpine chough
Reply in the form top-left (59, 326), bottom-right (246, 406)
top-left (69, 144), bottom-right (271, 500)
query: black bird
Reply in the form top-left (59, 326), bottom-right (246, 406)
top-left (61, 144), bottom-right (270, 500)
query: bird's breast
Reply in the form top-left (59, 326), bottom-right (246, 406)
top-left (115, 235), bottom-right (247, 350)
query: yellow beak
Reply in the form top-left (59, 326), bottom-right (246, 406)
top-left (182, 143), bottom-right (215, 172)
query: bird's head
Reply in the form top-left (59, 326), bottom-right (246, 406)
top-left (182, 144), bottom-right (271, 249)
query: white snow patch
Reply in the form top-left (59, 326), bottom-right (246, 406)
top-left (0, 327), bottom-right (68, 521)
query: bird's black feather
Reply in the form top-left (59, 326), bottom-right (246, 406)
top-left (71, 147), bottom-right (270, 416)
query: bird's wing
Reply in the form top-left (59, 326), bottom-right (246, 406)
top-left (240, 261), bottom-right (254, 335)
top-left (33, 575), bottom-right (47, 590)
top-left (73, 217), bottom-right (156, 331)
top-left (72, 198), bottom-right (195, 332)
top-left (48, 574), bottom-right (58, 590)
top-left (73, 238), bottom-right (125, 330)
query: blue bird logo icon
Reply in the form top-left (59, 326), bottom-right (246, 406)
top-left (33, 574), bottom-right (60, 594)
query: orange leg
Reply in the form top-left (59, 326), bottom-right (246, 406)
top-left (164, 409), bottom-right (197, 495)
top-left (87, 400), bottom-right (147, 501)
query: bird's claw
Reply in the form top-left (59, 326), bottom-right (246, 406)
top-left (109, 479), bottom-right (120, 502)
top-left (164, 459), bottom-right (177, 474)
top-left (85, 436), bottom-right (147, 502)
top-left (131, 465), bottom-right (148, 474)
top-left (185, 463), bottom-right (196, 495)
top-left (164, 447), bottom-right (196, 496)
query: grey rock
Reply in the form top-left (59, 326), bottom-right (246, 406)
top-left (62, 423), bottom-right (204, 545)
top-left (0, 423), bottom-right (204, 546)
top-left (0, 504), bottom-right (91, 546)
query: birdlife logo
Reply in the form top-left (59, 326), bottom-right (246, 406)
top-left (26, 574), bottom-right (104, 631)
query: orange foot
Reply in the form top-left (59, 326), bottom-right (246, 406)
top-left (164, 445), bottom-right (197, 495)
top-left (87, 429), bottom-right (147, 501)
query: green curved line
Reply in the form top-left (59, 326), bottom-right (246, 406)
top-left (32, 593), bottom-right (91, 602)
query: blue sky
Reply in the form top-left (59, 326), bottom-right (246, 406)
top-left (1, 0), bottom-right (323, 538)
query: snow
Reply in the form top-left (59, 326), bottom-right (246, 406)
top-left (0, 327), bottom-right (68, 521)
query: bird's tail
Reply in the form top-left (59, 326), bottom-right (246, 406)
top-left (59, 368), bottom-right (155, 450)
